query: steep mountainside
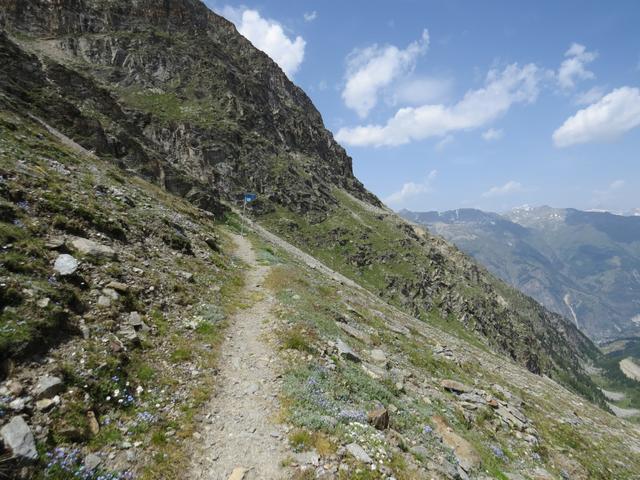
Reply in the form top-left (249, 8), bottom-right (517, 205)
top-left (0, 0), bottom-right (608, 403)
top-left (400, 207), bottom-right (640, 342)
top-left (1, 1), bottom-right (640, 478)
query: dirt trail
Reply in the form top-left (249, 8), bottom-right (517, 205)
top-left (191, 234), bottom-right (287, 480)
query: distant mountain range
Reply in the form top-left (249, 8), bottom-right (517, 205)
top-left (400, 206), bottom-right (640, 342)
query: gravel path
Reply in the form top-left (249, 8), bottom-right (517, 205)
top-left (190, 233), bottom-right (288, 480)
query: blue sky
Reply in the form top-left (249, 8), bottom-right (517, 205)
top-left (206, 0), bottom-right (640, 214)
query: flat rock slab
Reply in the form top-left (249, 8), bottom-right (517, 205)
top-left (33, 376), bottom-right (64, 400)
top-left (432, 415), bottom-right (480, 473)
top-left (71, 237), bottom-right (117, 259)
top-left (441, 379), bottom-right (472, 394)
top-left (1, 416), bottom-right (37, 461)
top-left (346, 443), bottom-right (372, 464)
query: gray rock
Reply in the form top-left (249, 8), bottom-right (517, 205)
top-left (370, 349), bottom-right (388, 365)
top-left (97, 295), bottom-right (112, 307)
top-left (336, 339), bottom-right (361, 362)
top-left (36, 396), bottom-right (59, 412)
top-left (346, 443), bottom-right (372, 464)
top-left (337, 322), bottom-right (372, 344)
top-left (6, 380), bottom-right (23, 396)
top-left (0, 416), bottom-right (37, 461)
top-left (102, 288), bottom-right (119, 300)
top-left (53, 254), bottom-right (79, 275)
top-left (440, 379), bottom-right (472, 394)
top-left (33, 376), bottom-right (64, 400)
top-left (409, 445), bottom-right (429, 458)
top-left (71, 237), bottom-right (116, 259)
top-left (85, 453), bottom-right (102, 470)
top-left (36, 298), bottom-right (50, 308)
top-left (128, 312), bottom-right (150, 332)
top-left (294, 450), bottom-right (320, 466)
top-left (118, 325), bottom-right (140, 344)
top-left (106, 281), bottom-right (128, 292)
top-left (8, 397), bottom-right (27, 412)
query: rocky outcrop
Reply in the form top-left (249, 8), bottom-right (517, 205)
top-left (0, 0), bottom-right (379, 218)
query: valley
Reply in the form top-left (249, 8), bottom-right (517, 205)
top-left (0, 1), bottom-right (639, 479)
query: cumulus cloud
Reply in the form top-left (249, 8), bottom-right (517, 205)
top-left (336, 63), bottom-right (540, 147)
top-left (391, 76), bottom-right (453, 106)
top-left (482, 128), bottom-right (504, 141)
top-left (385, 170), bottom-right (438, 205)
top-left (221, 7), bottom-right (305, 78)
top-left (553, 87), bottom-right (640, 147)
top-left (342, 30), bottom-right (430, 118)
top-left (574, 86), bottom-right (605, 105)
top-left (557, 43), bottom-right (597, 89)
top-left (303, 11), bottom-right (317, 22)
top-left (482, 180), bottom-right (524, 198)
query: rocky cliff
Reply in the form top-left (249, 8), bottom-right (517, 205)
top-left (0, 0), bottom-right (378, 218)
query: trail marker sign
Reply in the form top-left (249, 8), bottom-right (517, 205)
top-left (240, 193), bottom-right (257, 236)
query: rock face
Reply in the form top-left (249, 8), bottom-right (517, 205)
top-left (0, 0), bottom-right (379, 217)
top-left (0, 416), bottom-right (37, 461)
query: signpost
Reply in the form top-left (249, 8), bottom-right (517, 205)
top-left (240, 193), bottom-right (257, 236)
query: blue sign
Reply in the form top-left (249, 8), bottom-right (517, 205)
top-left (244, 193), bottom-right (257, 203)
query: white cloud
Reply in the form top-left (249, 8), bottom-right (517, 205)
top-left (391, 76), bottom-right (453, 106)
top-left (435, 134), bottom-right (454, 151)
top-left (574, 86), bottom-right (605, 105)
top-left (303, 11), bottom-right (317, 22)
top-left (482, 180), bottom-right (523, 198)
top-left (342, 30), bottom-right (430, 118)
top-left (385, 170), bottom-right (437, 205)
top-left (336, 63), bottom-right (540, 147)
top-left (482, 128), bottom-right (504, 141)
top-left (553, 87), bottom-right (640, 147)
top-left (557, 43), bottom-right (597, 89)
top-left (221, 7), bottom-right (305, 78)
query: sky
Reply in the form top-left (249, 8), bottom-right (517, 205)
top-left (205, 0), bottom-right (640, 214)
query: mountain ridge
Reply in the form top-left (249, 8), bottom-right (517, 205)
top-left (401, 206), bottom-right (640, 342)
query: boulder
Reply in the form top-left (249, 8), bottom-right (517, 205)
top-left (0, 416), bottom-right (37, 461)
top-left (370, 349), bottom-right (388, 365)
top-left (85, 453), bottom-right (102, 471)
top-left (106, 281), bottom-right (128, 293)
top-left (336, 339), bottom-right (360, 362)
top-left (367, 407), bottom-right (389, 430)
top-left (70, 237), bottom-right (116, 259)
top-left (441, 379), bottom-right (472, 394)
top-left (53, 254), bottom-right (79, 275)
top-left (346, 443), bottom-right (372, 463)
top-left (432, 415), bottom-right (480, 473)
top-left (33, 376), bottom-right (64, 400)
top-left (36, 396), bottom-right (59, 412)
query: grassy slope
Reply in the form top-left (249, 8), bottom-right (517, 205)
top-left (254, 226), bottom-right (640, 479)
top-left (260, 190), bottom-right (605, 405)
top-left (0, 103), bottom-right (249, 478)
